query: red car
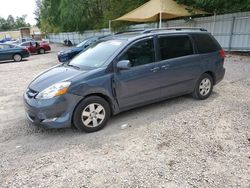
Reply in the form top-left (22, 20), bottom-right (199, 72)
top-left (19, 41), bottom-right (51, 54)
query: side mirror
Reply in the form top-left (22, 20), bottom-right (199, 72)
top-left (117, 60), bottom-right (131, 70)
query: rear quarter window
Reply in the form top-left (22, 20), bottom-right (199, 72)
top-left (158, 35), bottom-right (194, 60)
top-left (191, 33), bottom-right (221, 53)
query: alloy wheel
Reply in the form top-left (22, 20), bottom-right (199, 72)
top-left (81, 103), bottom-right (106, 128)
top-left (199, 78), bottom-right (211, 96)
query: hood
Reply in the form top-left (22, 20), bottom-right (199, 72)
top-left (28, 65), bottom-right (86, 92)
top-left (60, 47), bottom-right (82, 54)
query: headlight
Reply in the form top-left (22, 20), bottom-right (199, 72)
top-left (36, 82), bottom-right (71, 99)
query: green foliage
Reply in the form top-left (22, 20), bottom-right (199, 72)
top-left (0, 15), bottom-right (30, 31)
top-left (37, 0), bottom-right (148, 33)
top-left (37, 0), bottom-right (250, 33)
top-left (176, 0), bottom-right (250, 14)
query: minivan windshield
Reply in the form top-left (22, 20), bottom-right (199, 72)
top-left (69, 39), bottom-right (125, 68)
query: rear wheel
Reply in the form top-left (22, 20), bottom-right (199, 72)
top-left (13, 54), bottom-right (22, 62)
top-left (73, 96), bottom-right (110, 132)
top-left (192, 73), bottom-right (213, 100)
top-left (39, 48), bottom-right (45, 54)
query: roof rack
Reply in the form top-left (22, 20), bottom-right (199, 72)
top-left (142, 27), bottom-right (207, 34)
top-left (115, 29), bottom-right (145, 35)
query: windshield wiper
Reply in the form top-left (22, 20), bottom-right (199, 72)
top-left (66, 64), bottom-right (80, 69)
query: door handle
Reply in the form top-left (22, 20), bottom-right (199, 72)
top-left (161, 64), bottom-right (170, 70)
top-left (150, 67), bottom-right (160, 72)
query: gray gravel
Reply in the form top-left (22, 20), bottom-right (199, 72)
top-left (0, 45), bottom-right (249, 188)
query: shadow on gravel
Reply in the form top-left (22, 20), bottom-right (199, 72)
top-left (19, 91), bottom-right (221, 141)
top-left (30, 52), bottom-right (52, 56)
top-left (0, 91), bottom-right (222, 153)
top-left (0, 59), bottom-right (28, 64)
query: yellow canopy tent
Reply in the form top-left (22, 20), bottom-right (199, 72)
top-left (114, 0), bottom-right (207, 28)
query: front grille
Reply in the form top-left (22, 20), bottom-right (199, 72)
top-left (26, 88), bottom-right (38, 99)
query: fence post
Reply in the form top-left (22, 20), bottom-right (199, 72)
top-left (228, 16), bottom-right (235, 52)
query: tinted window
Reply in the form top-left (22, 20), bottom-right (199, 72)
top-left (191, 34), bottom-right (220, 53)
top-left (119, 38), bottom-right (155, 67)
top-left (159, 35), bottom-right (193, 60)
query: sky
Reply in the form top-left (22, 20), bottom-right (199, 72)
top-left (0, 0), bottom-right (37, 25)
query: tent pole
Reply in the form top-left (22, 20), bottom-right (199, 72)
top-left (109, 20), bottom-right (112, 33)
top-left (159, 12), bottom-right (162, 28)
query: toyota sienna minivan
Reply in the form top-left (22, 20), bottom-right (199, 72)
top-left (24, 28), bottom-right (226, 132)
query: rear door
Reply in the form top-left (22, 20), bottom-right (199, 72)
top-left (156, 34), bottom-right (202, 97)
top-left (29, 42), bottom-right (37, 53)
top-left (113, 37), bottom-right (161, 109)
top-left (0, 44), bottom-right (13, 61)
top-left (0, 45), bottom-right (5, 60)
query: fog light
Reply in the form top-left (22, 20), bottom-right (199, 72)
top-left (42, 118), bottom-right (57, 123)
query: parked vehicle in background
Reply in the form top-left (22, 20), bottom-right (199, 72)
top-left (6, 38), bottom-right (36, 45)
top-left (0, 37), bottom-right (12, 43)
top-left (24, 28), bottom-right (225, 132)
top-left (19, 41), bottom-right (51, 54)
top-left (0, 43), bottom-right (30, 62)
top-left (57, 35), bottom-right (110, 62)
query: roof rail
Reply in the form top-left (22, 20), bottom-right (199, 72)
top-left (142, 27), bottom-right (207, 34)
top-left (115, 29), bottom-right (145, 35)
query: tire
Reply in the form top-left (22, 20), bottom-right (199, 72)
top-left (39, 48), bottom-right (45, 54)
top-left (13, 54), bottom-right (22, 62)
top-left (73, 96), bottom-right (111, 132)
top-left (192, 73), bottom-right (213, 100)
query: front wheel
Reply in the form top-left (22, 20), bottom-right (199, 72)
top-left (73, 96), bottom-right (111, 132)
top-left (192, 73), bottom-right (213, 100)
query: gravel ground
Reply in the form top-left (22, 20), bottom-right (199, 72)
top-left (0, 45), bottom-right (249, 188)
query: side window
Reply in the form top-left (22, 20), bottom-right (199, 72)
top-left (119, 38), bottom-right (155, 67)
top-left (0, 45), bottom-right (3, 49)
top-left (191, 34), bottom-right (220, 53)
top-left (159, 35), bottom-right (193, 60)
top-left (2, 45), bottom-right (10, 49)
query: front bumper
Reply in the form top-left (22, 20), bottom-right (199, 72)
top-left (23, 91), bottom-right (82, 129)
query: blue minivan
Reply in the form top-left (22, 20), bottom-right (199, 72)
top-left (24, 28), bottom-right (225, 132)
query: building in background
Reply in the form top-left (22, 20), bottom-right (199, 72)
top-left (0, 26), bottom-right (44, 41)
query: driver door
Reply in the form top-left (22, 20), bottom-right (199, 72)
top-left (113, 37), bottom-right (161, 110)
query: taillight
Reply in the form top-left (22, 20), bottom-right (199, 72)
top-left (219, 49), bottom-right (226, 58)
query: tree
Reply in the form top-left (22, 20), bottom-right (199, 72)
top-left (176, 0), bottom-right (250, 14)
top-left (37, 0), bottom-right (149, 32)
top-left (15, 15), bottom-right (30, 28)
top-left (34, 0), bottom-right (42, 27)
top-left (36, 0), bottom-right (250, 33)
top-left (0, 15), bottom-right (30, 31)
top-left (7, 15), bottom-right (15, 29)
